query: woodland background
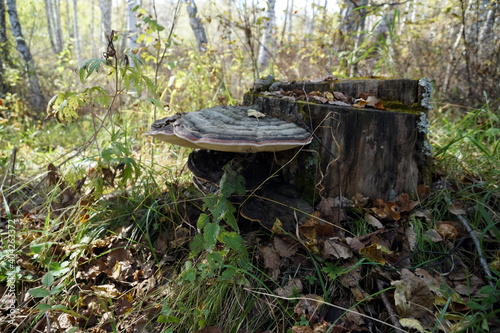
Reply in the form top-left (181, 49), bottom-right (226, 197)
top-left (0, 0), bottom-right (499, 333)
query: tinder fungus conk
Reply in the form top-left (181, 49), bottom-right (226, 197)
top-left (147, 105), bottom-right (312, 153)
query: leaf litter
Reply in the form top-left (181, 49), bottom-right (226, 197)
top-left (1, 157), bottom-right (499, 332)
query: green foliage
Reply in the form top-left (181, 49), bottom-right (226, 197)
top-left (432, 97), bottom-right (500, 185)
top-left (183, 162), bottom-right (249, 284)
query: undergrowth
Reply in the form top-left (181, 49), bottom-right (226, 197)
top-left (1, 4), bottom-right (499, 333)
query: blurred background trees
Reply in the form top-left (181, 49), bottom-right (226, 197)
top-left (0, 0), bottom-right (498, 117)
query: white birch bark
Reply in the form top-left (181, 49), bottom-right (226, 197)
top-left (184, 0), bottom-right (208, 52)
top-left (477, 1), bottom-right (498, 67)
top-left (6, 0), bottom-right (44, 111)
top-left (0, 0), bottom-right (5, 91)
top-left (126, 0), bottom-right (139, 50)
top-left (44, 0), bottom-right (63, 54)
top-left (99, 0), bottom-right (112, 49)
top-left (257, 0), bottom-right (276, 72)
top-left (72, 0), bottom-right (82, 63)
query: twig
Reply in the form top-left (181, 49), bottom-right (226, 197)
top-left (377, 279), bottom-right (403, 331)
top-left (444, 194), bottom-right (495, 287)
top-left (244, 288), bottom-right (409, 332)
top-left (1, 146), bottom-right (17, 191)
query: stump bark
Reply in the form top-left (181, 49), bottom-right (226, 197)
top-left (243, 78), bottom-right (432, 201)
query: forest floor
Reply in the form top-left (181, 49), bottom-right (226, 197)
top-left (0, 102), bottom-right (499, 333)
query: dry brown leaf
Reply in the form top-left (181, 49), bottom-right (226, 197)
top-left (357, 92), bottom-right (370, 100)
top-left (333, 91), bottom-right (348, 102)
top-left (328, 100), bottom-right (351, 107)
top-left (291, 326), bottom-right (314, 333)
top-left (436, 222), bottom-right (459, 239)
top-left (271, 218), bottom-right (285, 235)
top-left (274, 278), bottom-right (303, 298)
top-left (324, 91), bottom-right (334, 102)
top-left (274, 236), bottom-right (298, 258)
top-left (91, 284), bottom-right (121, 298)
top-left (310, 95), bottom-right (329, 103)
top-left (353, 99), bottom-right (368, 108)
top-left (313, 321), bottom-right (330, 333)
top-left (294, 294), bottom-right (324, 321)
top-left (425, 229), bottom-right (443, 242)
top-left (259, 245), bottom-right (280, 279)
top-left (399, 318), bottom-right (425, 332)
top-left (411, 209), bottom-right (433, 223)
top-left (364, 213), bottom-right (384, 229)
top-left (247, 109), bottom-right (266, 119)
top-left (359, 243), bottom-right (392, 265)
top-left (417, 184), bottom-right (431, 199)
top-left (323, 238), bottom-right (353, 259)
top-left (391, 269), bottom-right (434, 319)
top-left (365, 96), bottom-right (380, 108)
top-left (448, 201), bottom-right (466, 215)
top-left (405, 223), bottom-right (417, 251)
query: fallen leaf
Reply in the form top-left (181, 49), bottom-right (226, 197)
top-left (291, 326), bottom-right (314, 333)
top-left (294, 294), bottom-right (324, 321)
top-left (324, 91), bottom-right (334, 102)
top-left (405, 223), bottom-right (417, 251)
top-left (274, 278), bottom-right (303, 297)
top-left (323, 238), bottom-right (353, 259)
top-left (399, 318), bottom-right (425, 332)
top-left (391, 269), bottom-right (434, 319)
top-left (247, 109), bottom-right (266, 119)
top-left (273, 236), bottom-right (298, 258)
top-left (436, 222), bottom-right (459, 239)
top-left (359, 243), bottom-right (392, 265)
top-left (328, 100), bottom-right (351, 107)
top-left (259, 245), bottom-right (280, 279)
top-left (364, 213), bottom-right (384, 229)
top-left (310, 95), bottom-right (329, 103)
top-left (333, 91), bottom-right (348, 102)
top-left (448, 202), bottom-right (466, 215)
top-left (353, 98), bottom-right (368, 108)
top-left (425, 229), bottom-right (443, 242)
top-left (91, 284), bottom-right (121, 298)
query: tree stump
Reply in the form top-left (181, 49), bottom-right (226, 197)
top-left (243, 78), bottom-right (433, 201)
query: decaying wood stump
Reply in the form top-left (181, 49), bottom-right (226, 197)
top-left (243, 78), bottom-right (433, 201)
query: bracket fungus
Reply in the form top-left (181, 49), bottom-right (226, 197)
top-left (147, 105), bottom-right (312, 153)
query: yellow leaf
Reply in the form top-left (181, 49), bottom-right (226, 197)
top-left (359, 243), bottom-right (392, 265)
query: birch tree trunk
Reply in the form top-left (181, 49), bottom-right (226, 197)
top-left (339, 0), bottom-right (368, 76)
top-left (477, 1), bottom-right (497, 70)
top-left (257, 0), bottom-right (276, 73)
top-left (6, 0), bottom-right (44, 112)
top-left (0, 0), bottom-right (6, 92)
top-left (90, 0), bottom-right (97, 57)
top-left (72, 0), bottom-right (82, 63)
top-left (44, 0), bottom-right (63, 54)
top-left (126, 0), bottom-right (139, 50)
top-left (184, 0), bottom-right (208, 52)
top-left (99, 0), bottom-right (112, 50)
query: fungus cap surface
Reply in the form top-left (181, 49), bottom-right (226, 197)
top-left (174, 105), bottom-right (312, 152)
top-left (146, 114), bottom-right (200, 149)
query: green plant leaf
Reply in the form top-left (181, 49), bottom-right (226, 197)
top-left (203, 222), bottom-right (220, 250)
top-left (36, 304), bottom-right (53, 312)
top-left (28, 287), bottom-right (51, 298)
top-left (77, 58), bottom-right (107, 83)
top-left (41, 272), bottom-right (54, 288)
top-left (145, 98), bottom-right (164, 109)
top-left (157, 315), bottom-right (180, 323)
top-left (218, 231), bottom-right (247, 257)
top-left (197, 213), bottom-right (210, 230)
top-left (189, 234), bottom-right (205, 255)
top-left (206, 251), bottom-right (224, 270)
